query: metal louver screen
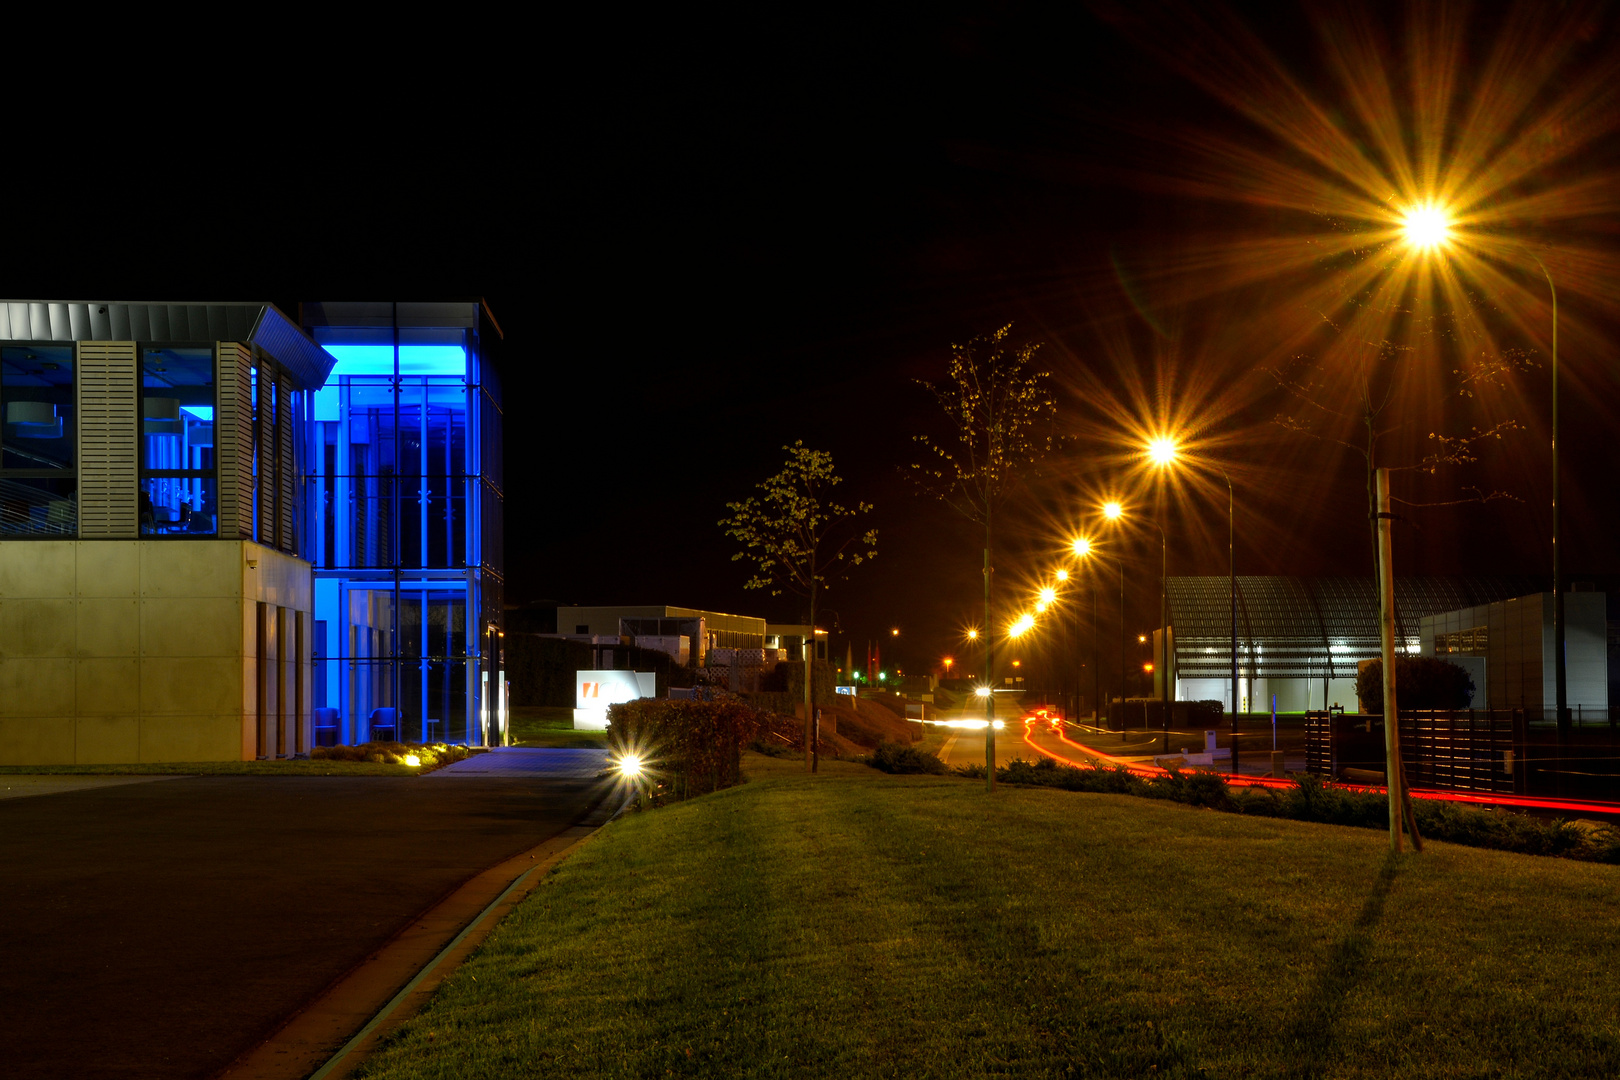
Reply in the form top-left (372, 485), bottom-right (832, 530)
top-left (76, 342), bottom-right (138, 538)
top-left (277, 382), bottom-right (294, 552)
top-left (217, 343), bottom-right (254, 539)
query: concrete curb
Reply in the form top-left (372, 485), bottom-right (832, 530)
top-left (216, 787), bottom-right (628, 1080)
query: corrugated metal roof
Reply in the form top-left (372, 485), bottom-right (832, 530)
top-left (0, 301), bottom-right (334, 389)
top-left (1168, 575), bottom-right (1543, 679)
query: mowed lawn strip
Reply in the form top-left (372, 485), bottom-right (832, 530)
top-left (355, 755), bottom-right (1620, 1079)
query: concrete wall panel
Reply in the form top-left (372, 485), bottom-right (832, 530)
top-left (77, 599), bottom-right (140, 657)
top-left (0, 599), bottom-right (77, 657)
top-left (0, 659), bottom-right (75, 717)
top-left (76, 658), bottom-right (139, 715)
top-left (140, 598), bottom-right (244, 658)
top-left (140, 715), bottom-right (240, 763)
top-left (75, 542), bottom-right (139, 598)
top-left (75, 715), bottom-right (140, 763)
top-left (0, 717), bottom-right (76, 765)
top-left (141, 542), bottom-right (242, 599)
top-left (140, 657), bottom-right (240, 715)
top-left (0, 542), bottom-right (76, 598)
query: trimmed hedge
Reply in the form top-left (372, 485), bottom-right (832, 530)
top-left (954, 756), bottom-right (1620, 863)
top-left (861, 741), bottom-right (948, 775)
top-left (607, 698), bottom-right (764, 798)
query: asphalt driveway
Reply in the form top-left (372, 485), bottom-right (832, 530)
top-left (0, 762), bottom-right (609, 1080)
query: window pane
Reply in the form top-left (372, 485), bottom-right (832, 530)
top-left (2, 345), bottom-right (75, 471)
top-left (141, 476), bottom-right (218, 535)
top-left (0, 476), bottom-right (75, 535)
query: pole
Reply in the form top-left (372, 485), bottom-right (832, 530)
top-left (1160, 524), bottom-right (1169, 754)
top-left (984, 511), bottom-right (996, 791)
top-left (1091, 579), bottom-right (1100, 725)
top-left (1118, 559), bottom-right (1126, 737)
top-left (1536, 258), bottom-right (1567, 736)
top-left (1227, 472), bottom-right (1238, 775)
top-left (805, 585), bottom-right (816, 774)
top-left (1376, 467), bottom-right (1404, 854)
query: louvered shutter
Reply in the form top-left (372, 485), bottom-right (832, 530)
top-left (216, 343), bottom-right (254, 539)
top-left (277, 381), bottom-right (295, 552)
top-left (76, 342), bottom-right (138, 538)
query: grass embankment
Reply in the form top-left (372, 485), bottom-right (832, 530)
top-left (509, 705), bottom-right (608, 748)
top-left (358, 754), bottom-right (1620, 1079)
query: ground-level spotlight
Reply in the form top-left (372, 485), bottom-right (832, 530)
top-left (617, 753), bottom-right (644, 780)
top-left (404, 754), bottom-right (421, 767)
top-left (974, 686), bottom-right (992, 698)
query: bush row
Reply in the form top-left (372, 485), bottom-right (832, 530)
top-left (949, 756), bottom-right (1620, 863)
top-left (311, 741), bottom-right (475, 770)
top-left (860, 741), bottom-right (949, 775)
top-left (607, 698), bottom-right (765, 798)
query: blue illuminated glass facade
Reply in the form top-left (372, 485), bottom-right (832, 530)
top-left (301, 303), bottom-right (504, 747)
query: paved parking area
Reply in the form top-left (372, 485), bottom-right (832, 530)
top-left (0, 765), bottom-right (608, 1080)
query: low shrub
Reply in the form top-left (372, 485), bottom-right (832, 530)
top-left (862, 741), bottom-right (948, 775)
top-left (968, 756), bottom-right (1620, 864)
top-left (607, 698), bottom-right (765, 798)
top-left (310, 741), bottom-right (474, 770)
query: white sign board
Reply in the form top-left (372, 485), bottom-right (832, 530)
top-left (574, 670), bottom-right (657, 730)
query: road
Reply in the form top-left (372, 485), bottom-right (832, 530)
top-left (0, 757), bottom-right (608, 1080)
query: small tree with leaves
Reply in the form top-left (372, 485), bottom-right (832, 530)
top-left (910, 324), bottom-right (1059, 789)
top-left (720, 441), bottom-right (876, 771)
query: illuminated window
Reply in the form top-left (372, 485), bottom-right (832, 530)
top-left (140, 347), bottom-right (216, 536)
top-left (0, 344), bottom-right (76, 535)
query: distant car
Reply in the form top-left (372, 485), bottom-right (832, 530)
top-left (1025, 705), bottom-right (1064, 731)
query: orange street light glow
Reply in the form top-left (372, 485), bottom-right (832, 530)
top-left (1102, 501), bottom-right (1123, 521)
top-left (1009, 613), bottom-right (1035, 637)
top-left (1055, 568), bottom-right (1070, 581)
top-left (891, 627), bottom-right (900, 637)
top-left (1147, 437), bottom-right (1178, 466)
top-left (966, 629), bottom-right (978, 640)
top-left (1039, 586), bottom-right (1057, 604)
top-left (1402, 204), bottom-right (1451, 250)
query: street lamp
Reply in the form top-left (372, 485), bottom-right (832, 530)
top-left (1071, 536), bottom-right (1123, 731)
top-left (1102, 497), bottom-right (1170, 752)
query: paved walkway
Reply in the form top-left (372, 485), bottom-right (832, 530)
top-left (431, 746), bottom-right (610, 778)
top-left (0, 770), bottom-right (606, 1080)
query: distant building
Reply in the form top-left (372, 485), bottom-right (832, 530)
top-left (1160, 575), bottom-right (1543, 712)
top-left (0, 299), bottom-right (504, 766)
top-left (552, 605), bottom-right (768, 667)
top-left (1418, 591), bottom-right (1608, 713)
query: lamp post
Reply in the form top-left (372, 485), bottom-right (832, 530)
top-left (1404, 208), bottom-right (1566, 732)
top-left (1104, 498), bottom-right (1171, 753)
top-left (1223, 470), bottom-right (1239, 775)
top-left (1073, 536), bottom-right (1124, 734)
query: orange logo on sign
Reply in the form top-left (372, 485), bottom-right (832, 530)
top-left (582, 682), bottom-right (600, 699)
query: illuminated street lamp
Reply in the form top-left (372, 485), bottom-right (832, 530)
top-left (1146, 442), bottom-right (1243, 773)
top-left (1070, 536), bottom-right (1122, 728)
top-left (1102, 496), bottom-right (1170, 752)
top-left (1402, 206), bottom-right (1568, 735)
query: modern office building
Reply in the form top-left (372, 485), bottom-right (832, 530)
top-left (301, 302), bottom-right (505, 748)
top-left (552, 604), bottom-right (768, 667)
top-left (1419, 591), bottom-right (1608, 713)
top-left (0, 300), bottom-right (503, 765)
top-left (1161, 575), bottom-right (1542, 712)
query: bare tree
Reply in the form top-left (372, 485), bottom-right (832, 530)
top-left (720, 441), bottom-right (876, 772)
top-left (911, 324), bottom-right (1059, 790)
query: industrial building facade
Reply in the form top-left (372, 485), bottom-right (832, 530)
top-left (1159, 575), bottom-right (1594, 713)
top-left (0, 300), bottom-right (503, 765)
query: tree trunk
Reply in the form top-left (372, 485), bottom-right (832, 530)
top-left (984, 507), bottom-right (996, 791)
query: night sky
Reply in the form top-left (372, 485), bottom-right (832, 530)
top-left (13, 3), bottom-right (1620, 683)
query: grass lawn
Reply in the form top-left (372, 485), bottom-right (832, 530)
top-left (356, 754), bottom-right (1620, 1079)
top-left (0, 760), bottom-right (426, 776)
top-left (509, 705), bottom-right (608, 749)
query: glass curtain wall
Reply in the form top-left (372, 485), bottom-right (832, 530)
top-left (0, 344), bottom-right (76, 534)
top-left (307, 337), bottom-right (493, 746)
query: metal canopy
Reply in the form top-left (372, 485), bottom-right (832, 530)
top-left (0, 301), bottom-right (335, 390)
top-left (1168, 575), bottom-right (1543, 680)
